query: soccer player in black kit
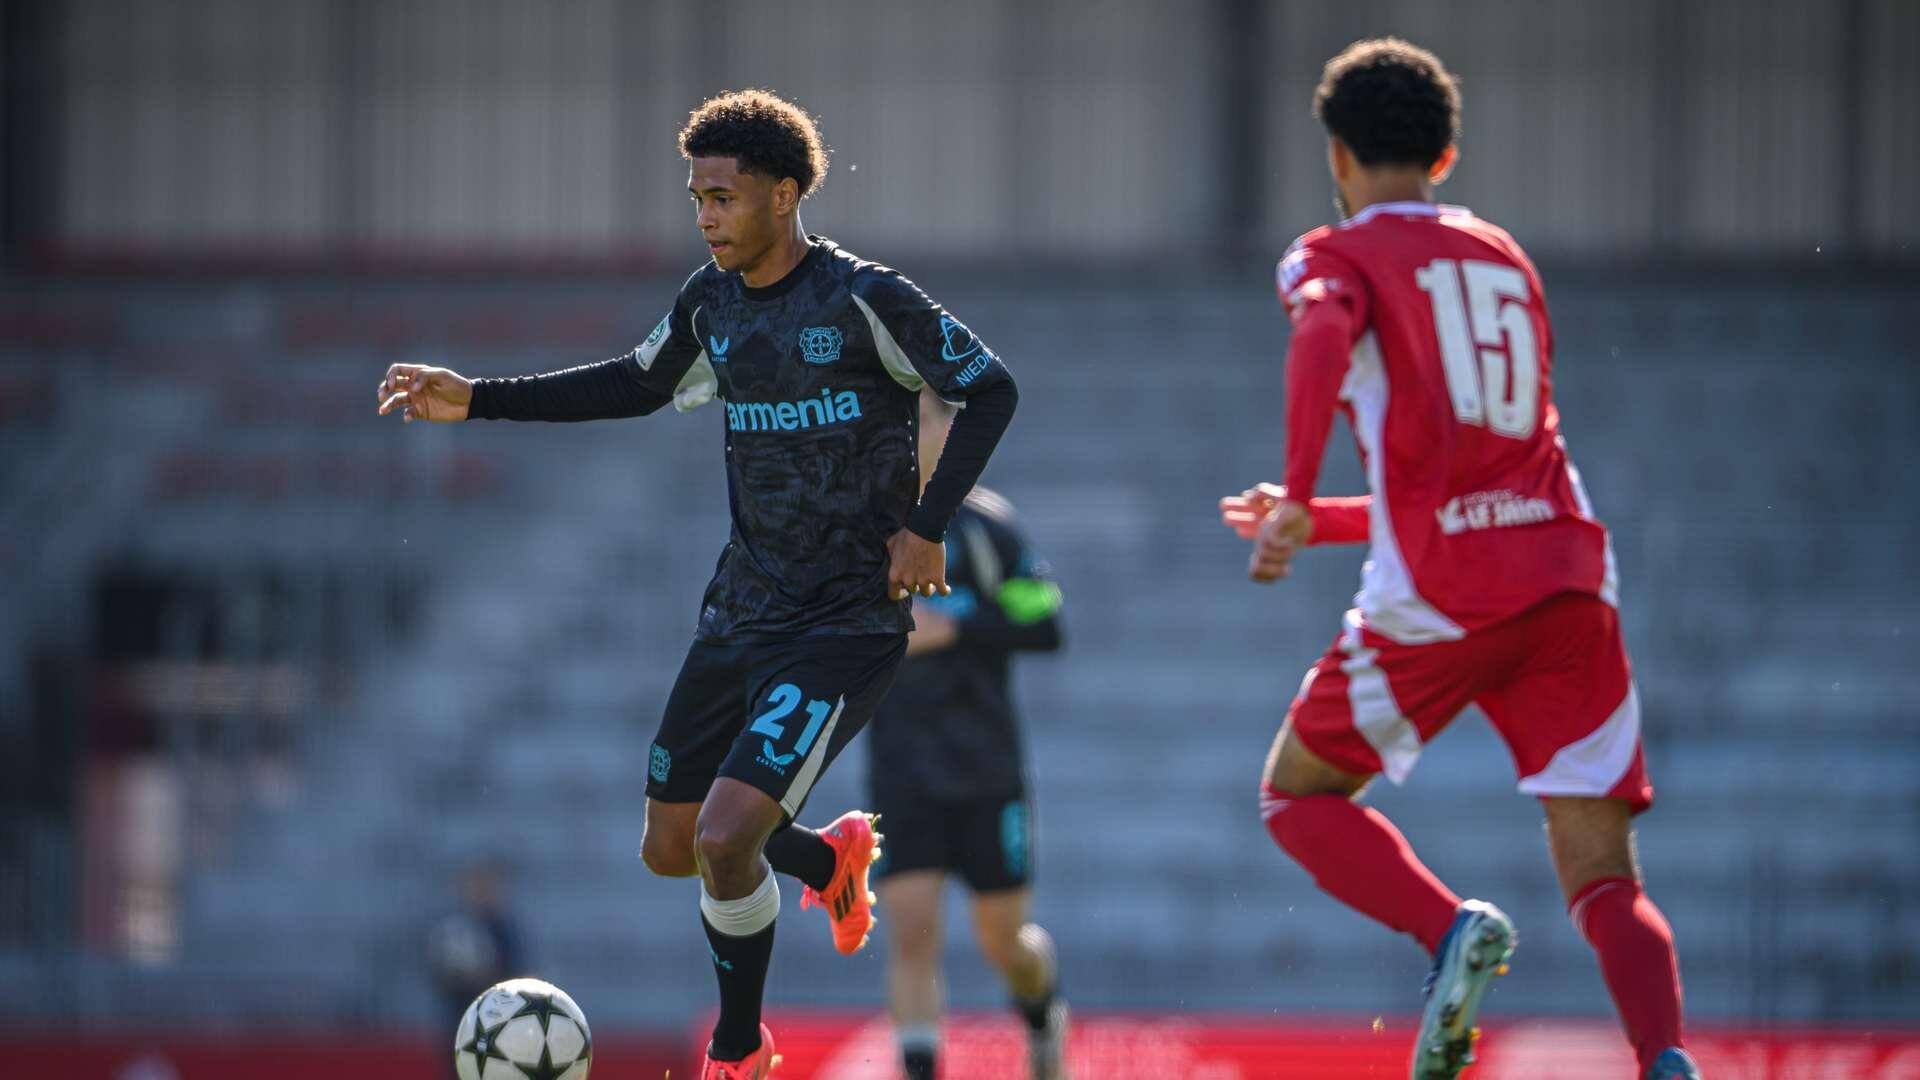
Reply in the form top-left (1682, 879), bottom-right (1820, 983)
top-left (869, 391), bottom-right (1068, 1080)
top-left (377, 90), bottom-right (1018, 1080)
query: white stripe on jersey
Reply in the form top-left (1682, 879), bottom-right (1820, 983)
top-left (1340, 331), bottom-right (1467, 645)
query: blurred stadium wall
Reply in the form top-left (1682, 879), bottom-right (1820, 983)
top-left (1, 0), bottom-right (1916, 1072)
top-left (25, 0), bottom-right (1920, 264)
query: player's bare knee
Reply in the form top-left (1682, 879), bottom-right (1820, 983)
top-left (641, 801), bottom-right (701, 878)
top-left (891, 915), bottom-right (941, 963)
top-left (888, 893), bottom-right (938, 934)
top-left (694, 814), bottom-right (766, 878)
top-left (967, 914), bottom-right (1013, 968)
top-left (1263, 726), bottom-right (1370, 800)
top-left (640, 832), bottom-right (697, 878)
top-left (970, 910), bottom-right (1014, 964)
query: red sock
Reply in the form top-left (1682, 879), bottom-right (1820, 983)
top-left (1570, 876), bottom-right (1684, 1072)
top-left (1261, 786), bottom-right (1461, 953)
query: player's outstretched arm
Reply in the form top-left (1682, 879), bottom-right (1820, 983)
top-left (377, 363), bottom-right (473, 423)
top-left (381, 280), bottom-right (712, 427)
top-left (376, 355), bottom-right (684, 425)
top-left (1220, 484), bottom-right (1369, 544)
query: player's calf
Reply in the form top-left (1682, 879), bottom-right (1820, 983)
top-left (972, 899), bottom-right (1066, 1080)
top-left (1545, 797), bottom-right (1687, 1075)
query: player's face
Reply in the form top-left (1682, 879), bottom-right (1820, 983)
top-left (688, 156), bottom-right (784, 274)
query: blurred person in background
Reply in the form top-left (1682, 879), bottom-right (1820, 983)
top-left (377, 89), bottom-right (1019, 1080)
top-left (428, 859), bottom-right (525, 1077)
top-left (1220, 38), bottom-right (1698, 1080)
top-left (869, 388), bottom-right (1067, 1080)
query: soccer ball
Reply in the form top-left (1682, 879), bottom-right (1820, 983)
top-left (454, 977), bottom-right (592, 1080)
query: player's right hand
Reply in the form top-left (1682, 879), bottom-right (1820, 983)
top-left (1219, 482), bottom-right (1289, 540)
top-left (377, 363), bottom-right (473, 423)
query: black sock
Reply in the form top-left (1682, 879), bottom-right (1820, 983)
top-left (903, 1047), bottom-right (936, 1080)
top-left (701, 913), bottom-right (776, 1061)
top-left (1016, 987), bottom-right (1055, 1033)
top-left (763, 823), bottom-right (835, 891)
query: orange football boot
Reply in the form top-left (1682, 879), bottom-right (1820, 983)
top-left (798, 810), bottom-right (882, 955)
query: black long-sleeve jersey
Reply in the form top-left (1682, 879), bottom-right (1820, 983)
top-left (867, 489), bottom-right (1062, 804)
top-left (469, 237), bottom-right (1017, 641)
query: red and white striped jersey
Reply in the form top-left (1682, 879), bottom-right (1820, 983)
top-left (1278, 201), bottom-right (1616, 644)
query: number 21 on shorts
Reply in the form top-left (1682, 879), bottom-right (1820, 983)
top-left (749, 683), bottom-right (836, 767)
top-left (1416, 258), bottom-right (1539, 439)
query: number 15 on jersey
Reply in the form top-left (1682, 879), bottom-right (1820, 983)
top-left (1415, 258), bottom-right (1540, 439)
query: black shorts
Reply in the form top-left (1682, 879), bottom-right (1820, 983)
top-left (871, 791), bottom-right (1034, 893)
top-left (646, 634), bottom-right (906, 818)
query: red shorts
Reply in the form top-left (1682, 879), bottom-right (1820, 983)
top-left (1287, 592), bottom-right (1653, 813)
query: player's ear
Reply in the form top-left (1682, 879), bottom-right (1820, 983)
top-left (1428, 145), bottom-right (1458, 185)
top-left (772, 176), bottom-right (800, 216)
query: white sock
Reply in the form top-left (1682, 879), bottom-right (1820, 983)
top-left (700, 871), bottom-right (780, 937)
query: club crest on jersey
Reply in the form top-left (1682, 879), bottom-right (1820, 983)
top-left (642, 316), bottom-right (670, 350)
top-left (798, 325), bottom-right (844, 365)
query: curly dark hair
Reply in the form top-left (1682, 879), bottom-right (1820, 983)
top-left (1313, 38), bottom-right (1460, 168)
top-left (678, 89), bottom-right (830, 198)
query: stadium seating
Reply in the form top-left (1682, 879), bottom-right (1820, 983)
top-left (0, 274), bottom-right (1913, 1031)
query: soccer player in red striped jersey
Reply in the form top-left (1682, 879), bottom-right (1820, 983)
top-left (1219, 39), bottom-right (1699, 1080)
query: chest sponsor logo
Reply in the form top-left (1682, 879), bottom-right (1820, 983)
top-left (727, 388), bottom-right (863, 433)
top-left (1436, 489), bottom-right (1557, 535)
top-left (798, 325), bottom-right (844, 365)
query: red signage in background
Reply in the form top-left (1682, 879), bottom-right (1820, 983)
top-left (5, 1018), bottom-right (1917, 1079)
top-left (741, 1013), bottom-right (1920, 1080)
top-left (757, 1013), bottom-right (1412, 1079)
top-left (0, 1035), bottom-right (684, 1080)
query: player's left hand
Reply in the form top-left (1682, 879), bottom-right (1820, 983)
top-left (886, 529), bottom-right (951, 601)
top-left (1249, 498), bottom-right (1313, 583)
top-left (1219, 482), bottom-right (1290, 539)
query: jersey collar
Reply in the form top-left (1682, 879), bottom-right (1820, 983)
top-left (737, 237), bottom-right (829, 301)
top-left (1340, 201), bottom-right (1473, 228)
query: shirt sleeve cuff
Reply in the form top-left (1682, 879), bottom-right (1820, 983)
top-left (467, 378), bottom-right (499, 420)
top-left (905, 507), bottom-right (949, 543)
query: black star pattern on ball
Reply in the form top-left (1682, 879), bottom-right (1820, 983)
top-left (505, 989), bottom-right (591, 1080)
top-left (457, 1005), bottom-right (513, 1079)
